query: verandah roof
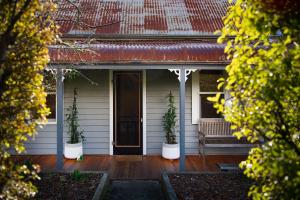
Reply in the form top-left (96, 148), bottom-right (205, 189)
top-left (49, 40), bottom-right (227, 65)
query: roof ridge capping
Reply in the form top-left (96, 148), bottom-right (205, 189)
top-left (61, 33), bottom-right (222, 40)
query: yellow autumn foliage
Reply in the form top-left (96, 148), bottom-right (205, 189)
top-left (0, 0), bottom-right (57, 199)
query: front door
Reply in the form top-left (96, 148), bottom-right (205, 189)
top-left (113, 71), bottom-right (142, 155)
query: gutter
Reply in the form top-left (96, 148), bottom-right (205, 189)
top-left (47, 63), bottom-right (228, 70)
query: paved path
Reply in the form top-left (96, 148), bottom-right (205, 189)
top-left (105, 180), bottom-right (165, 200)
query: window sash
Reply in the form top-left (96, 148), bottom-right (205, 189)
top-left (46, 92), bottom-right (56, 120)
top-left (191, 70), bottom-right (227, 124)
top-left (199, 70), bottom-right (224, 119)
top-left (199, 93), bottom-right (224, 119)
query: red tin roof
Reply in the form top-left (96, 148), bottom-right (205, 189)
top-left (49, 41), bottom-right (227, 64)
top-left (56, 0), bottom-right (229, 36)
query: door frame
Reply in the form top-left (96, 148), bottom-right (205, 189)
top-left (109, 70), bottom-right (146, 155)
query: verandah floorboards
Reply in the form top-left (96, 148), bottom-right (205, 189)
top-left (12, 155), bottom-right (247, 179)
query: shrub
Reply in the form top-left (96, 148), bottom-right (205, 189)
top-left (212, 0), bottom-right (300, 199)
top-left (0, 0), bottom-right (57, 199)
top-left (163, 91), bottom-right (177, 144)
top-left (66, 88), bottom-right (84, 144)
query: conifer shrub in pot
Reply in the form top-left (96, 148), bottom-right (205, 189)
top-left (64, 88), bottom-right (85, 159)
top-left (162, 91), bottom-right (179, 159)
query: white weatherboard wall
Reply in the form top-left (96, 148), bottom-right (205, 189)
top-left (24, 69), bottom-right (249, 155)
top-left (24, 70), bottom-right (109, 155)
top-left (146, 70), bottom-right (199, 155)
top-left (146, 69), bottom-right (250, 155)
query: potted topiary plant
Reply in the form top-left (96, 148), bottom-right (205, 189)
top-left (64, 88), bottom-right (84, 159)
top-left (162, 91), bottom-right (179, 159)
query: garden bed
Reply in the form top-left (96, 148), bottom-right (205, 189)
top-left (168, 172), bottom-right (253, 200)
top-left (34, 171), bottom-right (107, 200)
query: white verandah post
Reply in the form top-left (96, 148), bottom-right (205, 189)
top-left (169, 68), bottom-right (196, 172)
top-left (179, 69), bottom-right (186, 171)
top-left (56, 69), bottom-right (64, 170)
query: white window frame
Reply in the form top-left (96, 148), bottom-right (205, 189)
top-left (192, 70), bottom-right (226, 124)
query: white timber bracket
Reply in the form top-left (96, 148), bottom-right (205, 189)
top-left (45, 67), bottom-right (73, 81)
top-left (169, 69), bottom-right (197, 82)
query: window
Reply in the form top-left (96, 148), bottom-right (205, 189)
top-left (46, 92), bottom-right (56, 119)
top-left (191, 70), bottom-right (227, 124)
top-left (199, 70), bottom-right (225, 118)
top-left (44, 71), bottom-right (56, 121)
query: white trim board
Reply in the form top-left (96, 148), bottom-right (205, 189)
top-left (109, 70), bottom-right (113, 155)
top-left (143, 70), bottom-right (147, 155)
top-left (109, 70), bottom-right (147, 155)
top-left (191, 71), bottom-right (200, 124)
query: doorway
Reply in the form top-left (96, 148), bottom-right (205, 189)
top-left (113, 71), bottom-right (143, 155)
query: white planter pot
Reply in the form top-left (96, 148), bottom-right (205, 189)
top-left (64, 141), bottom-right (83, 159)
top-left (162, 142), bottom-right (180, 160)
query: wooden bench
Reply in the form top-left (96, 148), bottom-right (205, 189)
top-left (198, 118), bottom-right (253, 156)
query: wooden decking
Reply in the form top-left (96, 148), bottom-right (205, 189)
top-left (13, 155), bottom-right (247, 179)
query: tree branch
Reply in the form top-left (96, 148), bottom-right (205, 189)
top-left (0, 0), bottom-right (32, 66)
top-left (55, 18), bottom-right (121, 29)
top-left (273, 99), bottom-right (300, 155)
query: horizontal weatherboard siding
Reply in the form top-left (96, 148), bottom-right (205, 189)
top-left (146, 70), bottom-right (199, 155)
top-left (23, 69), bottom-right (249, 156)
top-left (24, 70), bottom-right (109, 155)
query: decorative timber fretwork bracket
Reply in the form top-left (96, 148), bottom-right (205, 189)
top-left (45, 68), bottom-right (73, 81)
top-left (169, 69), bottom-right (197, 82)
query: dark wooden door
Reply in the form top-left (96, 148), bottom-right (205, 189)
top-left (113, 72), bottom-right (142, 155)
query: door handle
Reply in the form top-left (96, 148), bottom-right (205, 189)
top-left (140, 118), bottom-right (143, 123)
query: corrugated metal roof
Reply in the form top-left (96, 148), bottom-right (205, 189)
top-left (49, 41), bottom-right (227, 64)
top-left (56, 0), bottom-right (229, 36)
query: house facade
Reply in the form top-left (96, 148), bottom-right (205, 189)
top-left (25, 0), bottom-right (250, 157)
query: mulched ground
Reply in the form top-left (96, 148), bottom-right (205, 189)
top-left (34, 172), bottom-right (102, 200)
top-left (169, 173), bottom-right (253, 200)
